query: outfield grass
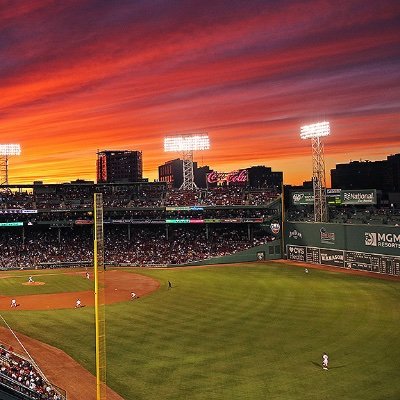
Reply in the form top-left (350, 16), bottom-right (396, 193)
top-left (1, 263), bottom-right (400, 400)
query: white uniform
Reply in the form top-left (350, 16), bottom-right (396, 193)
top-left (28, 276), bottom-right (33, 282)
top-left (11, 299), bottom-right (17, 307)
top-left (75, 299), bottom-right (81, 308)
top-left (131, 292), bottom-right (137, 300)
top-left (322, 353), bottom-right (329, 369)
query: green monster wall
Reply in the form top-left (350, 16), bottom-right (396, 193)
top-left (284, 222), bottom-right (400, 275)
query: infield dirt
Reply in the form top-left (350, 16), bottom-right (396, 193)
top-left (0, 269), bottom-right (160, 399)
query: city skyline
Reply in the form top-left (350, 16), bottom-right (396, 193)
top-left (1, 0), bottom-right (399, 186)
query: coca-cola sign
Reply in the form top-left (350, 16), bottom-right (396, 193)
top-left (207, 170), bottom-right (248, 184)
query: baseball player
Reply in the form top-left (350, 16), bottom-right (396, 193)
top-left (131, 292), bottom-right (137, 300)
top-left (28, 276), bottom-right (34, 282)
top-left (322, 352), bottom-right (329, 370)
top-left (75, 299), bottom-right (82, 308)
top-left (10, 299), bottom-right (17, 308)
top-left (86, 272), bottom-right (90, 280)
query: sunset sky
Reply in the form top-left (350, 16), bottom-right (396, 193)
top-left (1, 0), bottom-right (399, 186)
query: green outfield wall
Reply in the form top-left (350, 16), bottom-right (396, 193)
top-left (184, 241), bottom-right (282, 266)
top-left (284, 222), bottom-right (400, 275)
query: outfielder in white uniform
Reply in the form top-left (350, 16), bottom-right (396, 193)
top-left (322, 353), bottom-right (329, 370)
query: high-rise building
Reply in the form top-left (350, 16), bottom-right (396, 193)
top-left (97, 150), bottom-right (143, 183)
top-left (331, 153), bottom-right (400, 192)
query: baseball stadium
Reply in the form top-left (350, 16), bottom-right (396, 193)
top-left (0, 171), bottom-right (399, 400)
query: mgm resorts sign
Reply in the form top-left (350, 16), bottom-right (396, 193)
top-left (365, 232), bottom-right (400, 249)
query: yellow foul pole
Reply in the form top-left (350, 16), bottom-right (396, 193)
top-left (94, 193), bottom-right (106, 400)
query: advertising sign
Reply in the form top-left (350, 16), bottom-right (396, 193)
top-left (341, 189), bottom-right (376, 205)
top-left (287, 245), bottom-right (306, 262)
top-left (207, 170), bottom-right (248, 184)
top-left (326, 188), bottom-right (342, 205)
top-left (0, 209), bottom-right (38, 214)
top-left (0, 222), bottom-right (24, 227)
top-left (291, 191), bottom-right (314, 205)
top-left (320, 248), bottom-right (344, 267)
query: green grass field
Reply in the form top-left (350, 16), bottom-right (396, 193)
top-left (1, 263), bottom-right (400, 400)
top-left (0, 270), bottom-right (93, 295)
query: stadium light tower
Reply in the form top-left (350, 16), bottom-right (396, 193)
top-left (164, 133), bottom-right (210, 190)
top-left (0, 144), bottom-right (21, 186)
top-left (300, 121), bottom-right (330, 222)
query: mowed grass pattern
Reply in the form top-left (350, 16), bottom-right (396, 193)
top-left (2, 263), bottom-right (400, 400)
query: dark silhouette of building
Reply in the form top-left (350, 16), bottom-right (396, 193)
top-left (97, 150), bottom-right (143, 183)
top-left (247, 166), bottom-right (283, 190)
top-left (331, 153), bottom-right (400, 192)
top-left (387, 154), bottom-right (400, 192)
top-left (195, 165), bottom-right (212, 188)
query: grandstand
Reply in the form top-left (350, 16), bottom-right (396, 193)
top-left (0, 182), bottom-right (282, 270)
top-left (0, 342), bottom-right (66, 400)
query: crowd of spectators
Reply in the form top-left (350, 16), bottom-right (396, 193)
top-left (0, 185), bottom-right (279, 210)
top-left (287, 205), bottom-right (400, 225)
top-left (0, 344), bottom-right (65, 399)
top-left (0, 226), bottom-right (275, 270)
top-left (0, 185), bottom-right (279, 270)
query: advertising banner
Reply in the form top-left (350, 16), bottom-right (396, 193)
top-left (326, 188), bottom-right (342, 205)
top-left (341, 189), bottom-right (376, 204)
top-left (0, 222), bottom-right (24, 227)
top-left (287, 245), bottom-right (306, 262)
top-left (291, 191), bottom-right (314, 205)
top-left (285, 222), bottom-right (346, 249)
top-left (320, 248), bottom-right (345, 267)
top-left (207, 170), bottom-right (248, 184)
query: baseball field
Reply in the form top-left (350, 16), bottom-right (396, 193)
top-left (0, 262), bottom-right (399, 400)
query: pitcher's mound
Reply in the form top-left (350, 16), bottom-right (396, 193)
top-left (22, 281), bottom-right (45, 286)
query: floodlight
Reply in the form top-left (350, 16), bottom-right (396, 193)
top-left (298, 121), bottom-right (330, 222)
top-left (164, 134), bottom-right (210, 152)
top-left (163, 133), bottom-right (210, 190)
top-left (0, 144), bottom-right (21, 155)
top-left (0, 144), bottom-right (21, 186)
top-left (300, 121), bottom-right (330, 140)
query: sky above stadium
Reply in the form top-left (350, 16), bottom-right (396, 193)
top-left (1, 0), bottom-right (400, 185)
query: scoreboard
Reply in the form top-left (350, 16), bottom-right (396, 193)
top-left (287, 245), bottom-right (400, 276)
